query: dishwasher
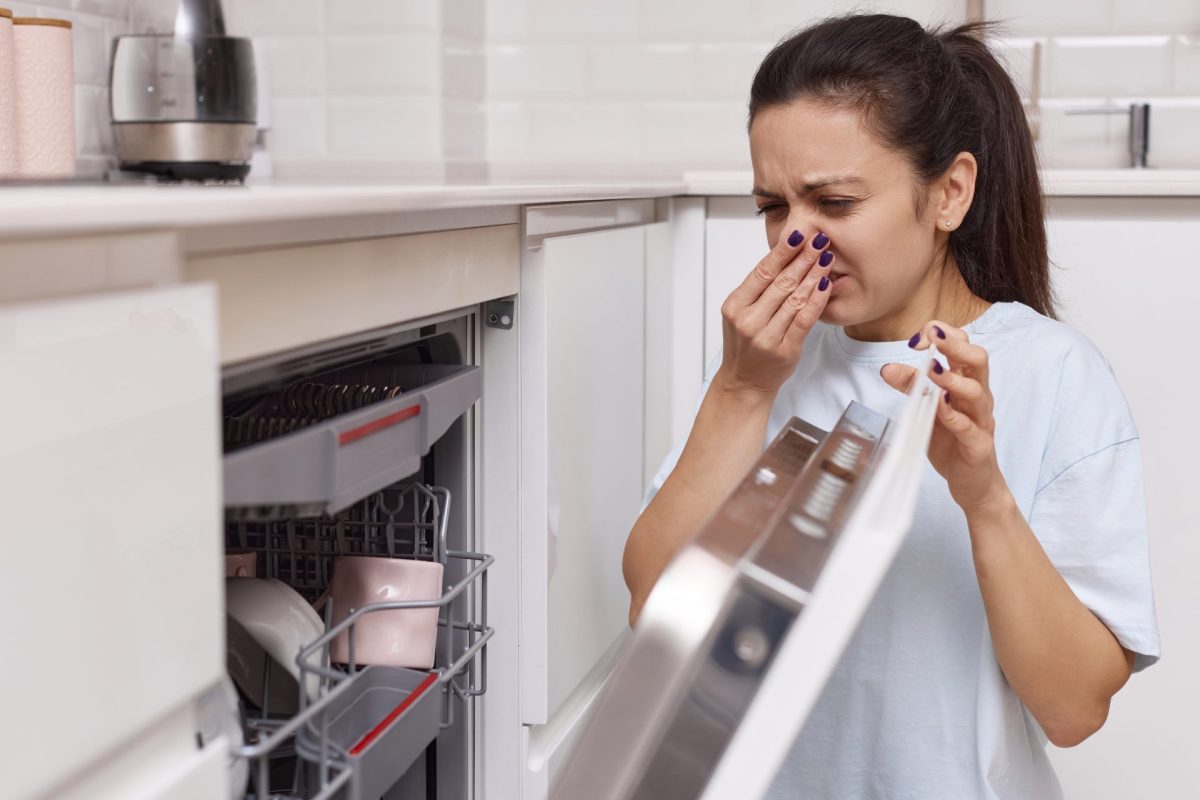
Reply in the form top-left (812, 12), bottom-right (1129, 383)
top-left (216, 311), bottom-right (492, 800)
top-left (552, 348), bottom-right (943, 800)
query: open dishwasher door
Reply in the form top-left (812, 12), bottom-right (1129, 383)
top-left (551, 356), bottom-right (943, 800)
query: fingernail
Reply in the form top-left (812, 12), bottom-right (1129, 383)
top-left (934, 325), bottom-right (946, 340)
top-left (932, 360), bottom-right (944, 375)
top-left (907, 332), bottom-right (921, 348)
top-left (812, 232), bottom-right (829, 249)
top-left (818, 276), bottom-right (830, 291)
top-left (787, 230), bottom-right (804, 247)
top-left (818, 250), bottom-right (834, 267)
top-left (944, 391), bottom-right (951, 404)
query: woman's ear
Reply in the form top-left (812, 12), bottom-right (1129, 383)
top-left (935, 151), bottom-right (978, 232)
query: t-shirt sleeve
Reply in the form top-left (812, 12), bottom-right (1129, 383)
top-left (641, 353), bottom-right (722, 511)
top-left (1026, 337), bottom-right (1161, 672)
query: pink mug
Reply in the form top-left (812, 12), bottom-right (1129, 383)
top-left (224, 551), bottom-right (257, 578)
top-left (328, 556), bottom-right (444, 669)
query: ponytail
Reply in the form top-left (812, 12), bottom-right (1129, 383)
top-left (749, 15), bottom-right (1056, 318)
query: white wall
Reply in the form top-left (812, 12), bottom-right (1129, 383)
top-left (226, 0), bottom-right (487, 181)
top-left (23, 0), bottom-right (1200, 179)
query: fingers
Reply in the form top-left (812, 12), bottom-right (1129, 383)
top-left (762, 244), bottom-right (835, 343)
top-left (879, 362), bottom-right (919, 394)
top-left (747, 231), bottom-right (831, 330)
top-left (926, 363), bottom-right (993, 431)
top-left (724, 228), bottom-right (811, 310)
top-left (907, 319), bottom-right (990, 387)
top-left (935, 387), bottom-right (996, 462)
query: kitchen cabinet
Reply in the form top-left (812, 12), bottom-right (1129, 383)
top-left (0, 284), bottom-right (224, 799)
top-left (517, 198), bottom-right (695, 797)
top-left (1039, 196), bottom-right (1200, 800)
top-left (518, 196), bottom-right (710, 796)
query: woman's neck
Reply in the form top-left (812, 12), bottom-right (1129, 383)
top-left (844, 256), bottom-right (991, 342)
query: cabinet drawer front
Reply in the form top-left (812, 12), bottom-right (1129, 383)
top-left (0, 286), bottom-right (222, 800)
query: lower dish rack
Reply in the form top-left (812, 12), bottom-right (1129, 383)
top-left (227, 483), bottom-right (493, 800)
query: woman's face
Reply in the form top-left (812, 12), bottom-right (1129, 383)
top-left (749, 97), bottom-right (948, 338)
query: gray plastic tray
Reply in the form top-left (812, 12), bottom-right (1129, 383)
top-left (223, 364), bottom-right (480, 515)
top-left (300, 666), bottom-right (442, 800)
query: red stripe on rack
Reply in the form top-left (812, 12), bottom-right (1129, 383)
top-left (348, 671), bottom-right (439, 756)
top-left (338, 404), bottom-right (421, 446)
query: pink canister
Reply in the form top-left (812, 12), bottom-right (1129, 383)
top-left (0, 10), bottom-right (16, 177)
top-left (12, 17), bottom-right (75, 179)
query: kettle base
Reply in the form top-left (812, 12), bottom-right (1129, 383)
top-left (118, 160), bottom-right (250, 183)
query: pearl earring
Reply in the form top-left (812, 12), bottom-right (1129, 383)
top-left (944, 220), bottom-right (953, 229)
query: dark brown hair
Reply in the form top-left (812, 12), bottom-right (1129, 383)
top-left (749, 14), bottom-right (1056, 319)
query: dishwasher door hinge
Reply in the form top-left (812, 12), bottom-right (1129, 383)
top-left (484, 299), bottom-right (515, 330)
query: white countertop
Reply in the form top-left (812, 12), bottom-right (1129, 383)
top-left (1, 169), bottom-right (1197, 242)
top-left (0, 178), bottom-right (688, 240)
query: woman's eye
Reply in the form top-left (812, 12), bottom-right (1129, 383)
top-left (820, 198), bottom-right (855, 210)
top-left (754, 204), bottom-right (784, 217)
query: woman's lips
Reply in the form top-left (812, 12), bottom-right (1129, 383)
top-left (828, 271), bottom-right (849, 291)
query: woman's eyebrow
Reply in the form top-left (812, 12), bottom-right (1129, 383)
top-left (752, 176), bottom-right (865, 199)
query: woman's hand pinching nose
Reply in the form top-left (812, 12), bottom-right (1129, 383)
top-left (715, 229), bottom-right (834, 397)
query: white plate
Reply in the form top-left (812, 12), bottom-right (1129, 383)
top-left (225, 577), bottom-right (324, 703)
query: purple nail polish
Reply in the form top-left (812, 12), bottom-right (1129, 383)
top-left (787, 230), bottom-right (804, 247)
top-left (812, 232), bottom-right (830, 249)
top-left (818, 250), bottom-right (834, 267)
top-left (944, 391), bottom-right (951, 404)
top-left (932, 360), bottom-right (944, 375)
top-left (934, 325), bottom-right (946, 339)
top-left (818, 276), bottom-right (830, 291)
top-left (907, 333), bottom-right (921, 348)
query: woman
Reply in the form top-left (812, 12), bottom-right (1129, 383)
top-left (623, 14), bottom-right (1160, 799)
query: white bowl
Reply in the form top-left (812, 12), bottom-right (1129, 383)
top-left (225, 577), bottom-right (323, 704)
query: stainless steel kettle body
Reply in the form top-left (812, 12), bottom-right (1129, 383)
top-left (109, 0), bottom-right (256, 180)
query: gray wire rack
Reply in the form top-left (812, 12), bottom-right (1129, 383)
top-left (227, 483), bottom-right (493, 800)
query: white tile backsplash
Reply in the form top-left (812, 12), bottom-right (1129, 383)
top-left (641, 102), bottom-right (748, 163)
top-left (1139, 98), bottom-right (1200, 168)
top-left (530, 0), bottom-right (638, 39)
top-left (590, 44), bottom-right (695, 97)
top-left (526, 101), bottom-right (640, 160)
top-left (991, 37), bottom-right (1041, 100)
top-left (327, 97), bottom-right (442, 161)
top-left (323, 0), bottom-right (438, 35)
top-left (986, 0), bottom-right (1115, 36)
top-left (1111, 0), bottom-right (1200, 37)
top-left (1047, 36), bottom-right (1173, 97)
top-left (9, 0), bottom-right (1200, 179)
top-left (638, 0), bottom-right (754, 41)
top-left (325, 34), bottom-right (441, 96)
top-left (487, 44), bottom-right (587, 99)
top-left (1036, 99), bottom-right (1130, 168)
top-left (1176, 36), bottom-right (1200, 94)
top-left (264, 37), bottom-right (325, 97)
top-left (268, 98), bottom-right (327, 158)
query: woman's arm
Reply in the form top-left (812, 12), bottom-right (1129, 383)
top-left (967, 493), bottom-right (1135, 747)
top-left (883, 320), bottom-right (1135, 748)
top-left (624, 228), bottom-right (835, 625)
top-left (623, 373), bottom-right (772, 625)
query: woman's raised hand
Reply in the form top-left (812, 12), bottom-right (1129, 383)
top-left (717, 229), bottom-right (834, 396)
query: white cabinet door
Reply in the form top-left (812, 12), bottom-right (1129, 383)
top-left (0, 285), bottom-right (223, 800)
top-left (1043, 197), bottom-right (1200, 800)
top-left (521, 222), bottom-right (649, 728)
top-left (704, 196), bottom-right (769, 369)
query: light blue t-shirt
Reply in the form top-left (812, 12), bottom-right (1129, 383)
top-left (643, 301), bottom-right (1161, 800)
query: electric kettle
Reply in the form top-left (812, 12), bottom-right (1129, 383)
top-left (109, 0), bottom-right (256, 180)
